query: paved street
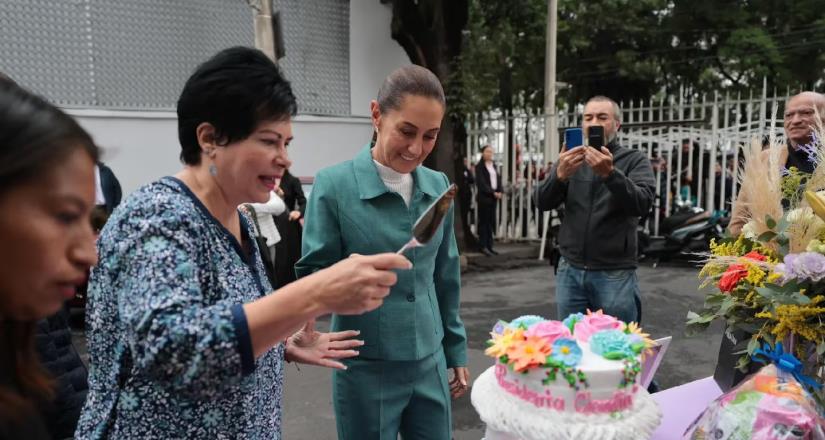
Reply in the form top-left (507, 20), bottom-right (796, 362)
top-left (70, 245), bottom-right (723, 439)
top-left (282, 250), bottom-right (723, 439)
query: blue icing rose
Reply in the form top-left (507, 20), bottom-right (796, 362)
top-left (589, 330), bottom-right (635, 360)
top-left (562, 312), bottom-right (585, 333)
top-left (510, 315), bottom-right (546, 329)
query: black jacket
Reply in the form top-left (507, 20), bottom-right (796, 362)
top-left (534, 143), bottom-right (655, 270)
top-left (279, 171), bottom-right (306, 216)
top-left (474, 161), bottom-right (503, 206)
top-left (35, 308), bottom-right (88, 439)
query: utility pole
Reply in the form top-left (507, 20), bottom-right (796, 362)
top-left (543, 0), bottom-right (558, 163)
top-left (250, 0), bottom-right (277, 63)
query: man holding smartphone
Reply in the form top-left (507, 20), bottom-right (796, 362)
top-left (534, 95), bottom-right (655, 324)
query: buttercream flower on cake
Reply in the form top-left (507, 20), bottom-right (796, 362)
top-left (624, 322), bottom-right (655, 354)
top-left (510, 315), bottom-right (545, 329)
top-left (549, 338), bottom-right (582, 367)
top-left (485, 327), bottom-right (524, 359)
top-left (562, 312), bottom-right (584, 333)
top-left (524, 320), bottom-right (572, 345)
top-left (506, 335), bottom-right (552, 372)
top-left (589, 330), bottom-right (637, 360)
top-left (573, 310), bottom-right (623, 343)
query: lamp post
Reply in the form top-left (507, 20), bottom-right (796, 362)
top-left (543, 0), bottom-right (558, 162)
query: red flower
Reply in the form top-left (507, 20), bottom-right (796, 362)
top-left (718, 264), bottom-right (748, 293)
top-left (743, 251), bottom-right (766, 262)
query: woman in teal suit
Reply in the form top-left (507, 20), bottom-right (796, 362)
top-left (296, 65), bottom-right (468, 440)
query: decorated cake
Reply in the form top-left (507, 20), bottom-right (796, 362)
top-left (471, 310), bottom-right (662, 440)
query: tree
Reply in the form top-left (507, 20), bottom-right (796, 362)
top-left (382, 0), bottom-right (477, 250)
top-left (456, 0), bottom-right (825, 111)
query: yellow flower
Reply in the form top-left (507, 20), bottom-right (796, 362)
top-left (755, 295), bottom-right (825, 342)
top-left (506, 335), bottom-right (552, 372)
top-left (624, 322), bottom-right (655, 348)
top-left (485, 328), bottom-right (524, 358)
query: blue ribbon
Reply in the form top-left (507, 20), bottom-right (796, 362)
top-left (752, 342), bottom-right (823, 391)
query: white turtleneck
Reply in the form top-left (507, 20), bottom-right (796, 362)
top-left (373, 159), bottom-right (413, 206)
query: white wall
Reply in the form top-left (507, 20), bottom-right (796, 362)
top-left (349, 0), bottom-right (410, 117)
top-left (68, 110), bottom-right (374, 195)
top-left (69, 110), bottom-right (181, 196)
top-left (63, 2), bottom-right (409, 195)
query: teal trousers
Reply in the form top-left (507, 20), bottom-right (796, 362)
top-left (333, 349), bottom-right (452, 440)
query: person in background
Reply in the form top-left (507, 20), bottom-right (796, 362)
top-left (729, 91), bottom-right (825, 235)
top-left (272, 168), bottom-right (305, 287)
top-left (0, 78), bottom-right (99, 440)
top-left (459, 154), bottom-right (475, 236)
top-left (475, 145), bottom-right (502, 256)
top-left (533, 95), bottom-right (655, 324)
top-left (94, 162), bottom-right (121, 215)
top-left (75, 47), bottom-right (410, 439)
top-left (297, 65), bottom-right (468, 440)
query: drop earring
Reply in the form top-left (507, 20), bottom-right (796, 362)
top-left (209, 164), bottom-right (217, 176)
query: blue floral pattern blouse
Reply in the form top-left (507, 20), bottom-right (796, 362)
top-left (75, 177), bottom-right (284, 439)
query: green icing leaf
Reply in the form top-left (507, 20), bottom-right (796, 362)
top-left (603, 351), bottom-right (628, 360)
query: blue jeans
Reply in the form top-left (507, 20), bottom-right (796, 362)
top-left (554, 257), bottom-right (641, 324)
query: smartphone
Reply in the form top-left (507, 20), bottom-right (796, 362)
top-left (587, 125), bottom-right (605, 148)
top-left (564, 128), bottom-right (583, 150)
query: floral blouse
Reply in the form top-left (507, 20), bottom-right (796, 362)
top-left (75, 177), bottom-right (284, 439)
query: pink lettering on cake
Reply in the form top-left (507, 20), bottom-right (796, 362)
top-left (574, 390), bottom-right (634, 414)
top-left (494, 364), bottom-right (565, 410)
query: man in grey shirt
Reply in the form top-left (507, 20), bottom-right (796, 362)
top-left (534, 95), bottom-right (655, 323)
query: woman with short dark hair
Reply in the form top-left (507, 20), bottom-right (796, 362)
top-left (75, 47), bottom-right (410, 439)
top-left (0, 80), bottom-right (99, 439)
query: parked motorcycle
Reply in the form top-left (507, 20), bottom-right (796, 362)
top-left (639, 200), bottom-right (729, 265)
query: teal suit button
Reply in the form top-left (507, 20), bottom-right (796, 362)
top-left (406, 294), bottom-right (415, 302)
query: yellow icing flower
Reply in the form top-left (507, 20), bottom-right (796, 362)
top-left (506, 335), bottom-right (552, 372)
top-left (485, 327), bottom-right (524, 358)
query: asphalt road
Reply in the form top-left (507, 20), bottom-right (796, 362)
top-left (281, 258), bottom-right (723, 439)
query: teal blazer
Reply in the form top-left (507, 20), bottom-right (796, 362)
top-left (296, 145), bottom-right (467, 367)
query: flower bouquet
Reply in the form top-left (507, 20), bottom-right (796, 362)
top-left (687, 129), bottom-right (825, 403)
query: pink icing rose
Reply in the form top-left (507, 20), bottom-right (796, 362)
top-left (573, 310), bottom-right (623, 343)
top-left (524, 320), bottom-right (572, 345)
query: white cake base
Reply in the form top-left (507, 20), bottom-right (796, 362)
top-left (472, 366), bottom-right (662, 440)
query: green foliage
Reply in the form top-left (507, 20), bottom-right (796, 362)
top-left (452, 0), bottom-right (825, 114)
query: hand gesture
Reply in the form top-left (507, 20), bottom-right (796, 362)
top-left (555, 146), bottom-right (586, 181)
top-left (449, 367), bottom-right (471, 399)
top-left (286, 320), bottom-right (363, 369)
top-left (313, 253), bottom-right (411, 315)
top-left (288, 210), bottom-right (301, 221)
top-left (584, 146), bottom-right (614, 178)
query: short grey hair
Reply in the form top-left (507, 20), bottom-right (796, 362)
top-left (585, 95), bottom-right (622, 124)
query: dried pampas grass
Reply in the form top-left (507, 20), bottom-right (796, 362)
top-left (736, 137), bottom-right (784, 242)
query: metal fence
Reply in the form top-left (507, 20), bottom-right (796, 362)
top-left (466, 82), bottom-right (792, 242)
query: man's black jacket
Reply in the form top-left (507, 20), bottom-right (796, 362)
top-left (534, 142), bottom-right (655, 270)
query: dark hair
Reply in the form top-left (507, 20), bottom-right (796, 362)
top-left (177, 47), bottom-right (297, 165)
top-left (90, 205), bottom-right (111, 233)
top-left (376, 65), bottom-right (445, 114)
top-left (0, 82), bottom-right (99, 193)
top-left (0, 80), bottom-right (99, 419)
